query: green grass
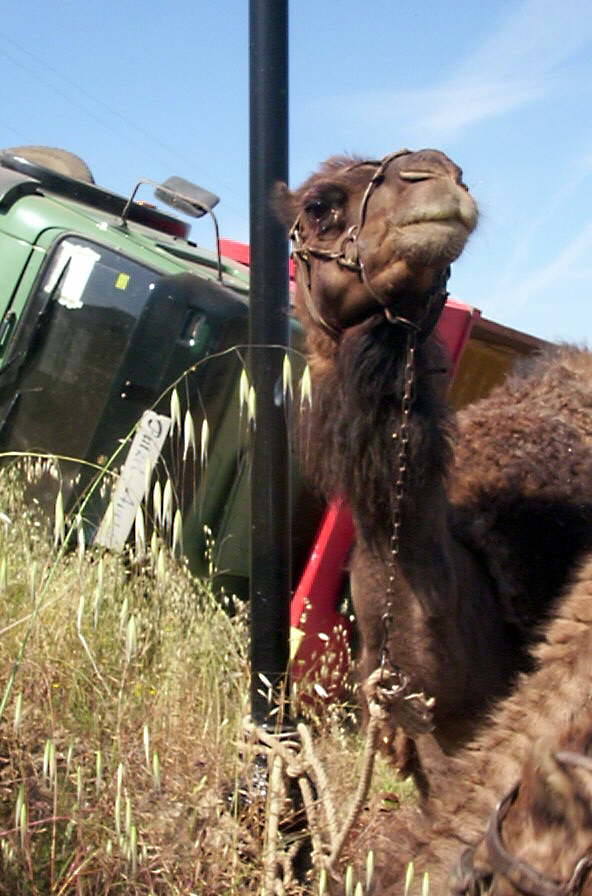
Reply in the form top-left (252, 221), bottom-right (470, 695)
top-left (0, 463), bottom-right (415, 895)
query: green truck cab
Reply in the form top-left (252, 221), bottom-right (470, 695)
top-left (0, 149), bottom-right (302, 593)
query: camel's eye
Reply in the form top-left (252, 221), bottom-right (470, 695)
top-left (305, 199), bottom-right (331, 220)
top-left (303, 187), bottom-right (346, 233)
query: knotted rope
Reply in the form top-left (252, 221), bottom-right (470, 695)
top-left (243, 718), bottom-right (376, 895)
top-left (244, 668), bottom-right (433, 895)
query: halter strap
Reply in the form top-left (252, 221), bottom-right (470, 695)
top-left (451, 752), bottom-right (592, 896)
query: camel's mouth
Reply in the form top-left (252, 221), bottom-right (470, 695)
top-left (355, 187), bottom-right (477, 288)
top-left (353, 212), bottom-right (472, 314)
top-left (401, 214), bottom-right (472, 233)
top-left (390, 179), bottom-right (478, 248)
top-left (396, 217), bottom-right (473, 255)
top-left (397, 192), bottom-right (478, 232)
top-left (381, 195), bottom-right (477, 280)
top-left (329, 207), bottom-right (474, 333)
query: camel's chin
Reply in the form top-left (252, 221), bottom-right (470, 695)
top-left (334, 303), bottom-right (385, 331)
top-left (392, 220), bottom-right (472, 267)
top-left (367, 255), bottom-right (447, 305)
top-left (322, 221), bottom-right (471, 331)
top-left (332, 256), bottom-right (447, 330)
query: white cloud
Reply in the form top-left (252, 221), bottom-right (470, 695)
top-left (488, 150), bottom-right (592, 283)
top-left (325, 0), bottom-right (592, 141)
top-left (499, 221), bottom-right (592, 311)
top-left (410, 80), bottom-right (547, 136)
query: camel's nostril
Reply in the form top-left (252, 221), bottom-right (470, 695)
top-left (399, 170), bottom-right (437, 183)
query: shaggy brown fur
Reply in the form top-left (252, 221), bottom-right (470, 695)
top-left (279, 149), bottom-right (592, 752)
top-left (364, 551), bottom-right (592, 894)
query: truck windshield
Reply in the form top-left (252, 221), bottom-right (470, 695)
top-left (5, 236), bottom-right (161, 462)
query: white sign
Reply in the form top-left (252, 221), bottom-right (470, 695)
top-left (44, 241), bottom-right (100, 310)
top-left (95, 411), bottom-right (171, 552)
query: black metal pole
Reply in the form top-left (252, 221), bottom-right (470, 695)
top-left (249, 0), bottom-right (291, 728)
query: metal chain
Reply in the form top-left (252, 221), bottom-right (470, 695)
top-left (380, 326), bottom-right (417, 668)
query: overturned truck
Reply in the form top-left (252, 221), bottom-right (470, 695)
top-left (0, 147), bottom-right (545, 683)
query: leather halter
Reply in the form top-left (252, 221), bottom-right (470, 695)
top-left (288, 149), bottom-right (450, 340)
top-left (451, 752), bottom-right (592, 896)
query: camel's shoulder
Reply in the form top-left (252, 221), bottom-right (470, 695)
top-left (452, 344), bottom-right (592, 500)
top-left (460, 344), bottom-right (592, 422)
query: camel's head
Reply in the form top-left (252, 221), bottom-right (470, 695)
top-left (277, 149), bottom-right (478, 341)
top-left (450, 730), bottom-right (592, 896)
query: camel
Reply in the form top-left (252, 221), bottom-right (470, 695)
top-left (364, 550), bottom-right (592, 895)
top-left (276, 148), bottom-right (592, 752)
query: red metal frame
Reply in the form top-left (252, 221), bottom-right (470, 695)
top-left (220, 238), bottom-right (296, 280)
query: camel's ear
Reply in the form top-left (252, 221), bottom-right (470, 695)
top-left (271, 181), bottom-right (297, 231)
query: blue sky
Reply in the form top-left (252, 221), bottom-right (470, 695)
top-left (2, 0), bottom-right (591, 342)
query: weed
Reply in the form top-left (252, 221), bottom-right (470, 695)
top-left (0, 448), bottom-right (415, 894)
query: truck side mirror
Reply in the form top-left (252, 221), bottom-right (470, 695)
top-left (155, 177), bottom-right (220, 220)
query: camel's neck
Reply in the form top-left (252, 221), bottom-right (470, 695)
top-left (302, 316), bottom-right (454, 557)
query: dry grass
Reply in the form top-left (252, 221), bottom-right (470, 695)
top-left (0, 463), bottom-right (414, 895)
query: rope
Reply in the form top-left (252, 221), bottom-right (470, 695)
top-left (244, 718), bottom-right (377, 894)
top-left (262, 753), bottom-right (288, 895)
top-left (325, 715), bottom-right (382, 873)
top-left (245, 665), bottom-right (426, 895)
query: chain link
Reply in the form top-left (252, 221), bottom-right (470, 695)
top-left (380, 327), bottom-right (417, 668)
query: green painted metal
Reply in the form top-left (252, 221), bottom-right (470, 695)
top-left (0, 163), bottom-right (306, 594)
